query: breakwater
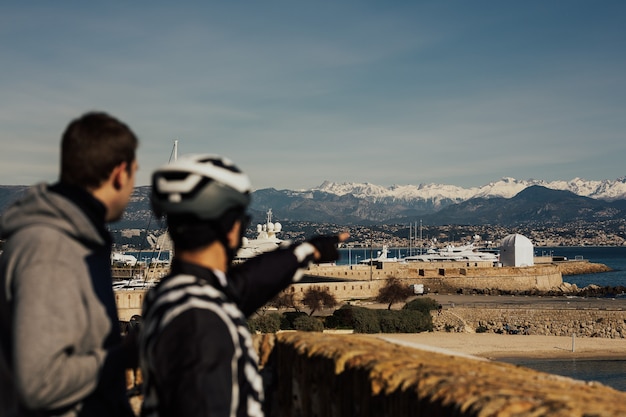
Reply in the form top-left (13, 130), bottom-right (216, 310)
top-left (553, 260), bottom-right (613, 276)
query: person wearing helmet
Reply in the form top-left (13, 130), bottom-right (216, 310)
top-left (140, 154), bottom-right (348, 417)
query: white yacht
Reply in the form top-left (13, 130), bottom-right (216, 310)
top-left (112, 277), bottom-right (157, 290)
top-left (235, 209), bottom-right (284, 260)
top-left (111, 252), bottom-right (138, 266)
top-left (403, 242), bottom-right (499, 263)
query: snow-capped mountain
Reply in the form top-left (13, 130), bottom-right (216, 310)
top-left (245, 177), bottom-right (626, 225)
top-left (2, 177), bottom-right (626, 227)
top-left (311, 177), bottom-right (626, 204)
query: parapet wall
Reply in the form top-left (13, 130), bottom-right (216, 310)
top-left (255, 332), bottom-right (626, 417)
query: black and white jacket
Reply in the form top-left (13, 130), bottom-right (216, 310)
top-left (140, 242), bottom-right (316, 417)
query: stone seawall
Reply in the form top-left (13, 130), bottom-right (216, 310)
top-left (433, 307), bottom-right (626, 338)
top-left (254, 332), bottom-right (626, 417)
top-left (306, 263), bottom-right (564, 294)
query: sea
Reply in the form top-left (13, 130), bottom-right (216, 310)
top-left (339, 246), bottom-right (626, 391)
top-left (508, 246), bottom-right (626, 392)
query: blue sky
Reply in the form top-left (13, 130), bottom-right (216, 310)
top-left (1, 1), bottom-right (625, 190)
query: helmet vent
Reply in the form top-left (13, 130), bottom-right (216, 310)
top-left (200, 157), bottom-right (242, 174)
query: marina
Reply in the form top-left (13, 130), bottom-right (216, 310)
top-left (111, 242), bottom-right (626, 290)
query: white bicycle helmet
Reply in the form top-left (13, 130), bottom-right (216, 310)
top-left (151, 154), bottom-right (251, 220)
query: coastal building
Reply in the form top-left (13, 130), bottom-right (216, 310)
top-left (500, 233), bottom-right (534, 267)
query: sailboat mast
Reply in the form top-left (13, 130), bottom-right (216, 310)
top-left (168, 140), bottom-right (179, 163)
top-left (419, 220), bottom-right (423, 255)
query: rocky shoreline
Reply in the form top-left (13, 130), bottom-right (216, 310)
top-left (453, 260), bottom-right (621, 297)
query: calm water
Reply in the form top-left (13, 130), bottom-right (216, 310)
top-left (546, 246), bottom-right (626, 288)
top-left (339, 246), bottom-right (626, 391)
top-left (516, 247), bottom-right (626, 391)
top-left (498, 358), bottom-right (626, 392)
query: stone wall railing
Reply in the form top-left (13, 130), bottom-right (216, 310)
top-left (254, 332), bottom-right (626, 417)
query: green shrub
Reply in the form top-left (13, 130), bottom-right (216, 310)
top-left (280, 311), bottom-right (308, 330)
top-left (331, 305), bottom-right (380, 333)
top-left (402, 297), bottom-right (439, 315)
top-left (323, 314), bottom-right (342, 329)
top-left (330, 305), bottom-right (434, 334)
top-left (352, 308), bottom-right (381, 333)
top-left (248, 312), bottom-right (281, 333)
top-left (293, 315), bottom-right (324, 332)
top-left (476, 325), bottom-right (488, 333)
top-left (378, 310), bottom-right (405, 333)
top-left (329, 305), bottom-right (355, 328)
top-left (377, 310), bottom-right (432, 333)
top-left (323, 314), bottom-right (337, 329)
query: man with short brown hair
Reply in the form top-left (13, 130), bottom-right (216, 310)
top-left (0, 112), bottom-right (139, 417)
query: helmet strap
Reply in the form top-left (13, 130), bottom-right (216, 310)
top-left (220, 211), bottom-right (250, 269)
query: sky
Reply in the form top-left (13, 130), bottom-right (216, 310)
top-left (1, 1), bottom-right (625, 190)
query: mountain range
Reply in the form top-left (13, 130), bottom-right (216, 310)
top-left (250, 177), bottom-right (626, 225)
top-left (311, 177), bottom-right (626, 204)
top-left (1, 177), bottom-right (625, 228)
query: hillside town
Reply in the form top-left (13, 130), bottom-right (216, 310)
top-left (110, 219), bottom-right (626, 253)
top-left (242, 221), bottom-right (626, 248)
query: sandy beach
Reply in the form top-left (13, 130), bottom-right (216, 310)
top-left (372, 332), bottom-right (626, 360)
top-left (353, 293), bottom-right (626, 361)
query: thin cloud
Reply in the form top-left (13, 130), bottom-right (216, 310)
top-left (0, 2), bottom-right (624, 189)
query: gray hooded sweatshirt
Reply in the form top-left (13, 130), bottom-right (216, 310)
top-left (0, 183), bottom-right (134, 417)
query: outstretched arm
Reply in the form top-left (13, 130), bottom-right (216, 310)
top-left (230, 233), bottom-right (349, 316)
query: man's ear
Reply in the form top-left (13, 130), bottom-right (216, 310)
top-left (111, 162), bottom-right (128, 191)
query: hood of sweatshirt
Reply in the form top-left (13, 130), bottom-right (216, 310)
top-left (0, 183), bottom-right (106, 249)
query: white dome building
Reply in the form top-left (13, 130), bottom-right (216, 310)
top-left (500, 234), bottom-right (534, 267)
